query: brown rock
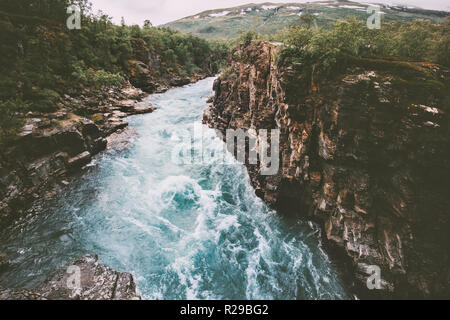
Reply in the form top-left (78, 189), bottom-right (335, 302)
top-left (133, 102), bottom-right (156, 114)
top-left (37, 254), bottom-right (140, 300)
top-left (68, 151), bottom-right (91, 169)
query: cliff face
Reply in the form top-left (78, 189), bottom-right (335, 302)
top-left (204, 42), bottom-right (450, 298)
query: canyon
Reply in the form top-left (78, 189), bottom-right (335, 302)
top-left (203, 41), bottom-right (450, 298)
top-left (1, 2), bottom-right (449, 298)
top-left (1, 39), bottom-right (449, 299)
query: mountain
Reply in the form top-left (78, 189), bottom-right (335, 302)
top-left (163, 1), bottom-right (449, 39)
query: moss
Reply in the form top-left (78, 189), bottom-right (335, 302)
top-left (344, 55), bottom-right (434, 78)
top-left (0, 98), bottom-right (27, 146)
top-left (29, 89), bottom-right (61, 113)
top-left (91, 113), bottom-right (105, 124)
top-left (198, 26), bottom-right (218, 34)
top-left (392, 79), bottom-right (445, 91)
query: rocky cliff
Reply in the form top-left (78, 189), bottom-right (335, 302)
top-left (0, 254), bottom-right (140, 300)
top-left (204, 42), bottom-right (450, 298)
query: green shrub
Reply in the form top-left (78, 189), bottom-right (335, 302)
top-left (71, 60), bottom-right (89, 84)
top-left (277, 17), bottom-right (449, 77)
top-left (395, 20), bottom-right (435, 60)
top-left (71, 60), bottom-right (124, 89)
top-left (237, 30), bottom-right (259, 47)
top-left (435, 17), bottom-right (450, 67)
top-left (30, 89), bottom-right (61, 112)
top-left (88, 69), bottom-right (125, 89)
top-left (0, 98), bottom-right (27, 143)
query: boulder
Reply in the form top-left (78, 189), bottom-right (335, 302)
top-left (129, 60), bottom-right (159, 93)
top-left (170, 77), bottom-right (190, 87)
top-left (79, 118), bottom-right (101, 137)
top-left (121, 87), bottom-right (146, 100)
top-left (89, 138), bottom-right (107, 155)
top-left (117, 99), bottom-right (136, 112)
top-left (0, 255), bottom-right (140, 300)
top-left (51, 125), bottom-right (86, 157)
top-left (133, 102), bottom-right (156, 114)
top-left (155, 85), bottom-right (169, 93)
top-left (37, 254), bottom-right (140, 300)
top-left (27, 152), bottom-right (68, 186)
top-left (106, 128), bottom-right (138, 151)
top-left (104, 118), bottom-right (128, 136)
top-left (112, 110), bottom-right (128, 118)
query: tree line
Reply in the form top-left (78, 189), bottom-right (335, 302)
top-left (0, 0), bottom-right (228, 142)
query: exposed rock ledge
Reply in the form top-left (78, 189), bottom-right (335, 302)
top-left (0, 254), bottom-right (140, 300)
top-left (204, 42), bottom-right (450, 299)
top-left (0, 85), bottom-right (155, 226)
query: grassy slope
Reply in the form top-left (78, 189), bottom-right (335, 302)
top-left (163, 1), bottom-right (448, 39)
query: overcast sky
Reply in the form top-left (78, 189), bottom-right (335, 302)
top-left (89, 0), bottom-right (450, 26)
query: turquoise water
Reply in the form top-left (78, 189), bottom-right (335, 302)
top-left (0, 78), bottom-right (349, 299)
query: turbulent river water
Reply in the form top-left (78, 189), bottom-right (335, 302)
top-left (0, 78), bottom-right (349, 299)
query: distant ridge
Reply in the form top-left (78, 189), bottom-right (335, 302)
top-left (162, 1), bottom-right (448, 39)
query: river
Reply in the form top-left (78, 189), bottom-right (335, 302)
top-left (0, 77), bottom-right (349, 300)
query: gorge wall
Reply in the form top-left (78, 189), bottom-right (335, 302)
top-left (204, 42), bottom-right (450, 298)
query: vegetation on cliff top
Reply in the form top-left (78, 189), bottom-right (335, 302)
top-left (277, 17), bottom-right (450, 77)
top-left (227, 15), bottom-right (449, 85)
top-left (0, 0), bottom-right (228, 143)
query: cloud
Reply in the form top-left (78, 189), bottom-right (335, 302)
top-left (89, 0), bottom-right (450, 26)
